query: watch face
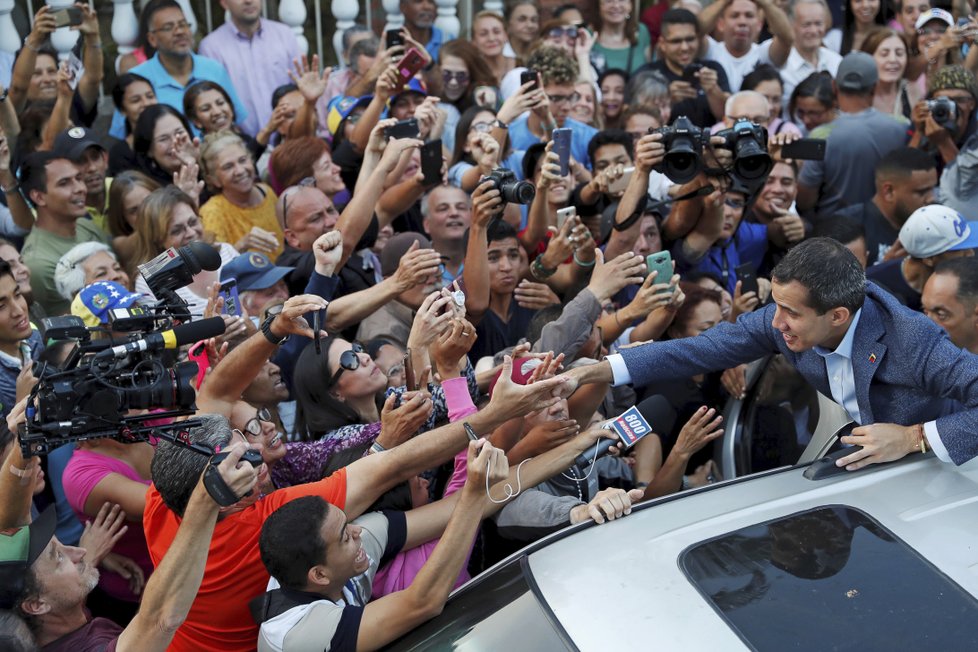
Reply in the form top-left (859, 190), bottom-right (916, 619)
top-left (264, 302), bottom-right (284, 321)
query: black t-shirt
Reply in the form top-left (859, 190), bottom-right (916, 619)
top-left (834, 201), bottom-right (899, 268)
top-left (867, 259), bottom-right (921, 311)
top-left (472, 301), bottom-right (536, 362)
top-left (634, 59), bottom-right (731, 128)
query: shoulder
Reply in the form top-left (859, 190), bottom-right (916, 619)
top-left (192, 52), bottom-right (231, 76)
top-left (566, 118), bottom-right (598, 137)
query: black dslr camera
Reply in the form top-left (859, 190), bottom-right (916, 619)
top-left (650, 116), bottom-right (706, 183)
top-left (714, 119), bottom-right (773, 181)
top-left (926, 96), bottom-right (957, 131)
top-left (481, 168), bottom-right (536, 205)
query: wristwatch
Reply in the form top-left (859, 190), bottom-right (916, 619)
top-left (260, 304), bottom-right (289, 345)
top-left (491, 119), bottom-right (508, 130)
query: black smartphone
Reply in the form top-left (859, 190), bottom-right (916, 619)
top-left (385, 28), bottom-right (404, 49)
top-left (386, 118), bottom-right (420, 140)
top-left (735, 262), bottom-right (759, 296)
top-left (552, 128), bottom-right (572, 176)
top-left (421, 140), bottom-right (443, 185)
top-left (781, 138), bottom-right (826, 161)
top-left (52, 6), bottom-right (84, 28)
top-left (313, 308), bottom-right (323, 354)
top-left (682, 62), bottom-right (704, 88)
top-left (520, 69), bottom-right (539, 92)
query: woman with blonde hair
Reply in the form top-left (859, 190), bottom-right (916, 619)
top-left (198, 131), bottom-right (283, 259)
top-left (861, 27), bottom-right (918, 121)
top-left (472, 11), bottom-right (517, 85)
top-left (106, 171), bottom-right (161, 273)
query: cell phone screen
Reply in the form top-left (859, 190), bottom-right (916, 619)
top-left (421, 140), bottom-right (443, 185)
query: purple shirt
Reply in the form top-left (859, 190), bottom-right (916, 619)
top-left (199, 19), bottom-right (300, 137)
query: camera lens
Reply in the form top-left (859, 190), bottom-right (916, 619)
top-left (506, 180), bottom-right (537, 205)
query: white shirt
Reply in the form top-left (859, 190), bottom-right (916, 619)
top-left (704, 37), bottom-right (773, 92)
top-left (778, 45), bottom-right (842, 118)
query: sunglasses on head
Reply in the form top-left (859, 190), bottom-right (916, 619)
top-left (329, 342), bottom-right (364, 385)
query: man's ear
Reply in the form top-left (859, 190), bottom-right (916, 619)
top-left (19, 594), bottom-right (51, 618)
top-left (829, 305), bottom-right (851, 327)
top-left (27, 188), bottom-right (46, 209)
top-left (284, 228), bottom-right (299, 249)
top-left (307, 564), bottom-right (331, 589)
top-left (878, 179), bottom-right (895, 203)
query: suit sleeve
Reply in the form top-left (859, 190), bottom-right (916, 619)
top-left (917, 337), bottom-right (978, 465)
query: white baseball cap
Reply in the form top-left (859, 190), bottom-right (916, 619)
top-left (915, 8), bottom-right (954, 31)
top-left (899, 205), bottom-right (978, 259)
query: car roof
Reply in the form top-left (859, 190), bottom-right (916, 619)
top-left (527, 455), bottom-right (978, 650)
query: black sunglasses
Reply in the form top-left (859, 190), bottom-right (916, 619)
top-left (329, 343), bottom-right (364, 385)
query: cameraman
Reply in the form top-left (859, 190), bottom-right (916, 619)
top-left (909, 66), bottom-right (978, 167)
top-left (0, 402), bottom-right (259, 652)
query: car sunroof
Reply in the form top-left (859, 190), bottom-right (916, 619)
top-left (680, 505), bottom-right (978, 651)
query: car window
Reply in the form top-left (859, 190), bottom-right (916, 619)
top-left (680, 505), bottom-right (978, 651)
top-left (382, 556), bottom-right (572, 650)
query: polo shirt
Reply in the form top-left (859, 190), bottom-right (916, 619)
top-left (199, 19), bottom-right (300, 137)
top-left (508, 116), bottom-right (598, 170)
top-left (23, 219), bottom-right (110, 316)
top-left (143, 467), bottom-right (348, 652)
top-left (426, 26), bottom-right (449, 61)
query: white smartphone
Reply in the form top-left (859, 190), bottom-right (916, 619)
top-left (608, 166), bottom-right (635, 195)
top-left (556, 206), bottom-right (577, 229)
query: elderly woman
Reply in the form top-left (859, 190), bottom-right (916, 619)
top-left (198, 131), bottom-right (284, 259)
top-left (55, 242), bottom-right (131, 303)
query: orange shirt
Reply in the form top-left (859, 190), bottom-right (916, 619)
top-left (143, 468), bottom-right (348, 652)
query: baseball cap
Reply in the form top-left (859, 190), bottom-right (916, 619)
top-left (52, 126), bottom-right (105, 161)
top-left (0, 506), bottom-right (57, 610)
top-left (381, 232), bottom-right (432, 277)
top-left (71, 281), bottom-right (146, 327)
top-left (392, 78), bottom-right (428, 104)
top-left (899, 205), bottom-right (978, 258)
top-left (220, 252), bottom-right (294, 291)
top-left (915, 7), bottom-right (954, 31)
top-left (836, 52), bottom-right (878, 93)
top-left (326, 95), bottom-right (373, 136)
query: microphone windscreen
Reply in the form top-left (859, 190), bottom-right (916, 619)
top-left (170, 317), bottom-right (227, 347)
top-left (183, 241), bottom-right (223, 272)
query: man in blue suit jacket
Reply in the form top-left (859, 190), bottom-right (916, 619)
top-left (561, 237), bottom-right (978, 469)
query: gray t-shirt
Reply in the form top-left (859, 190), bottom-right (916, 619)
top-left (23, 218), bottom-right (109, 316)
top-left (799, 108), bottom-right (909, 219)
top-left (256, 510), bottom-right (407, 652)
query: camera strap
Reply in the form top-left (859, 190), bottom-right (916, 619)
top-left (203, 454), bottom-right (241, 507)
top-left (672, 183), bottom-right (716, 202)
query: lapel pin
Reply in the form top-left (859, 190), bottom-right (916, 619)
top-left (868, 353), bottom-right (877, 363)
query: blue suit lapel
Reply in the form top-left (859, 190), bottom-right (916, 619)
top-left (851, 300), bottom-right (887, 425)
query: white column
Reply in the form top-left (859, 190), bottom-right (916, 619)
top-left (279, 0), bottom-right (308, 54)
top-left (382, 0), bottom-right (403, 34)
top-left (481, 0), bottom-right (502, 18)
top-left (46, 0), bottom-right (78, 61)
top-left (111, 0), bottom-right (139, 72)
top-left (0, 0), bottom-right (19, 54)
top-left (331, 0), bottom-right (359, 65)
top-left (174, 0), bottom-right (198, 38)
top-left (434, 0), bottom-right (459, 39)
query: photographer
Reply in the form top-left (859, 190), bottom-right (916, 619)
top-left (0, 402), bottom-right (259, 652)
top-left (909, 66), bottom-right (978, 167)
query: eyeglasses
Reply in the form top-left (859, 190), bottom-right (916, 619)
top-left (441, 70), bottom-right (470, 85)
top-left (243, 407), bottom-right (273, 437)
top-left (724, 197), bottom-right (746, 210)
top-left (547, 27), bottom-right (579, 41)
top-left (548, 92), bottom-right (582, 105)
top-left (728, 114), bottom-right (769, 125)
top-left (153, 127), bottom-right (188, 147)
top-left (471, 121), bottom-right (493, 133)
top-left (329, 342), bottom-right (364, 386)
top-left (168, 215), bottom-right (200, 239)
top-left (152, 20), bottom-right (191, 34)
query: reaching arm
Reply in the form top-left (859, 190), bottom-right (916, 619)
top-left (697, 0), bottom-right (728, 39)
top-left (461, 181), bottom-right (500, 324)
top-left (10, 7), bottom-right (55, 112)
top-left (605, 134), bottom-right (664, 260)
top-left (75, 4), bottom-right (103, 114)
top-left (757, 0), bottom-right (793, 66)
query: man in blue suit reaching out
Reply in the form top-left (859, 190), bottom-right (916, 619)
top-left (560, 234), bottom-right (978, 471)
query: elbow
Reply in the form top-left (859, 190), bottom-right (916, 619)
top-left (156, 608), bottom-right (189, 635)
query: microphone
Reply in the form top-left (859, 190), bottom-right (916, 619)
top-left (94, 317), bottom-right (226, 360)
top-left (182, 241), bottom-right (222, 272)
top-left (575, 396), bottom-right (675, 468)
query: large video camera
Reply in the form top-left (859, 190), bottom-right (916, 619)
top-left (19, 242), bottom-right (226, 456)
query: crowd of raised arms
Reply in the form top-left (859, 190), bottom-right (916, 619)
top-left (0, 0), bottom-right (977, 649)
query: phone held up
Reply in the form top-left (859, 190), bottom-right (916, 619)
top-left (218, 278), bottom-right (242, 317)
top-left (645, 251), bottom-right (673, 293)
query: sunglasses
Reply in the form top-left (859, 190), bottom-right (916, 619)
top-left (243, 407), bottom-right (273, 437)
top-left (548, 27), bottom-right (579, 41)
top-left (442, 70), bottom-right (470, 84)
top-left (329, 342), bottom-right (364, 385)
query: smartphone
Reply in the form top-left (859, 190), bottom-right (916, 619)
top-left (608, 166), bottom-right (635, 195)
top-left (385, 28), bottom-right (404, 49)
top-left (682, 62), bottom-right (704, 88)
top-left (396, 48), bottom-right (427, 87)
top-left (386, 117), bottom-right (420, 140)
top-left (646, 251), bottom-right (673, 292)
top-left (420, 139), bottom-right (443, 185)
top-left (52, 6), bottom-right (84, 28)
top-left (218, 278), bottom-right (242, 317)
top-left (520, 69), bottom-right (539, 92)
top-left (552, 128), bottom-right (572, 176)
top-left (313, 308), bottom-right (323, 354)
top-left (735, 262), bottom-right (759, 296)
top-left (556, 206), bottom-right (576, 230)
top-left (405, 348), bottom-right (417, 391)
top-left (781, 138), bottom-right (826, 161)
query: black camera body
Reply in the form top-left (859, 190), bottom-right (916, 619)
top-left (926, 96), bottom-right (957, 130)
top-left (714, 119), bottom-right (773, 181)
top-left (651, 116), bottom-right (706, 183)
top-left (481, 168), bottom-right (536, 205)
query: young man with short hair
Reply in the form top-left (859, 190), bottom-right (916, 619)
top-left (52, 127), bottom-right (111, 230)
top-left (0, 261), bottom-right (40, 417)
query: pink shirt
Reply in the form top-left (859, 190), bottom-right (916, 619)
top-left (63, 450), bottom-right (152, 602)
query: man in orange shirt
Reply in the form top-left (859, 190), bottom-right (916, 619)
top-left (145, 293), bottom-right (572, 651)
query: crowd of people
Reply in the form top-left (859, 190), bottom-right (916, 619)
top-left (1, 0), bottom-right (978, 649)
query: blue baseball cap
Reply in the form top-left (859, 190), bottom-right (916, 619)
top-left (220, 252), bottom-right (294, 291)
top-left (326, 95), bottom-right (373, 136)
top-left (392, 78), bottom-right (427, 103)
top-left (71, 281), bottom-right (145, 327)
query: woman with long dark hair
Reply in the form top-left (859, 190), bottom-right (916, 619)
top-left (132, 104), bottom-right (198, 187)
top-left (593, 0), bottom-right (652, 74)
top-left (108, 74), bottom-right (158, 175)
top-left (788, 71), bottom-right (838, 135)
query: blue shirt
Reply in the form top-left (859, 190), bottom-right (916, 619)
top-left (110, 52), bottom-right (249, 138)
top-left (814, 308), bottom-right (863, 423)
top-left (508, 117), bottom-right (599, 170)
top-left (674, 220), bottom-right (768, 295)
top-left (426, 26), bottom-right (449, 61)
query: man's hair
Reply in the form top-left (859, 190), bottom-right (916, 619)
top-left (588, 129), bottom-right (634, 163)
top-left (934, 257), bottom-right (978, 304)
top-left (661, 8), bottom-right (700, 36)
top-left (349, 37), bottom-right (379, 74)
top-left (259, 496), bottom-right (331, 590)
top-left (487, 218), bottom-right (519, 245)
top-left (772, 238), bottom-right (866, 314)
top-left (142, 0), bottom-right (183, 30)
top-left (151, 414), bottom-right (231, 516)
top-left (875, 146), bottom-right (937, 183)
top-left (17, 152), bottom-right (67, 200)
top-left (527, 304), bottom-right (565, 344)
top-left (725, 90), bottom-right (769, 118)
top-left (812, 215), bottom-right (866, 246)
top-left (525, 46), bottom-right (578, 87)
top-left (0, 609), bottom-right (37, 652)
top-left (789, 0), bottom-right (830, 22)
top-left (54, 242), bottom-right (117, 301)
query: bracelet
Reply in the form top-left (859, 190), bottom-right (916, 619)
top-left (24, 39), bottom-right (41, 53)
top-left (1, 182), bottom-right (17, 194)
top-left (573, 250), bottom-right (595, 267)
top-left (530, 254), bottom-right (557, 280)
top-left (370, 441), bottom-right (386, 455)
top-left (913, 423), bottom-right (927, 454)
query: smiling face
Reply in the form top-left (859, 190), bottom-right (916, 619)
top-left (161, 202), bottom-right (204, 250)
top-left (0, 245), bottom-right (31, 296)
top-left (31, 159), bottom-right (88, 221)
top-left (600, 73), bottom-right (626, 119)
top-left (29, 53), bottom-right (58, 101)
top-left (313, 151), bottom-right (346, 198)
top-left (659, 22), bottom-right (699, 73)
top-left (851, 0), bottom-right (880, 26)
top-left (572, 82), bottom-right (597, 124)
top-left (473, 15), bottom-right (507, 57)
top-left (146, 6), bottom-right (193, 58)
top-left (873, 35), bottom-right (907, 84)
top-left (192, 88), bottom-right (234, 133)
top-left (0, 274), bottom-right (32, 346)
top-left (755, 162), bottom-right (798, 219)
top-left (424, 185), bottom-right (471, 246)
top-left (149, 114), bottom-right (191, 174)
top-left (207, 143), bottom-right (255, 196)
top-left (230, 401), bottom-right (286, 466)
top-left (440, 55), bottom-right (471, 102)
top-left (319, 507), bottom-right (370, 588)
top-left (81, 251), bottom-right (130, 289)
top-left (121, 80), bottom-right (158, 127)
top-left (599, 0), bottom-right (630, 25)
top-left (770, 279), bottom-right (849, 352)
top-left (793, 1), bottom-right (829, 53)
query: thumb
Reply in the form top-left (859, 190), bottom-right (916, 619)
top-left (219, 441), bottom-right (248, 469)
top-left (382, 392), bottom-right (396, 414)
top-left (627, 488), bottom-right (645, 502)
top-left (593, 248), bottom-right (604, 267)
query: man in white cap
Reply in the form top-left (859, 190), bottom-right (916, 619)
top-left (867, 204), bottom-right (978, 310)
